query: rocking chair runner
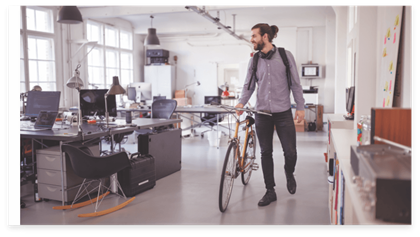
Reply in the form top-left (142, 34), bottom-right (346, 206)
top-left (53, 144), bottom-right (136, 217)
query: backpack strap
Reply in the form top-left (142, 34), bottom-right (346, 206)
top-left (247, 53), bottom-right (260, 90)
top-left (278, 47), bottom-right (292, 91)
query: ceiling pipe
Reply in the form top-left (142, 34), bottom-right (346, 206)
top-left (185, 6), bottom-right (252, 47)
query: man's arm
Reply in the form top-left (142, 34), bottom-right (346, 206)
top-left (236, 58), bottom-right (256, 116)
top-left (287, 50), bottom-right (305, 122)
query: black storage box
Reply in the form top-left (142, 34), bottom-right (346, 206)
top-left (118, 154), bottom-right (156, 197)
top-left (147, 49), bottom-right (169, 58)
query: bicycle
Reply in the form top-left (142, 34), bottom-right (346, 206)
top-left (217, 104), bottom-right (271, 212)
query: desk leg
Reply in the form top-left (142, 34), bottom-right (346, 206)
top-left (217, 114), bottom-right (219, 149)
top-left (59, 141), bottom-right (65, 206)
top-left (110, 134), bottom-right (118, 193)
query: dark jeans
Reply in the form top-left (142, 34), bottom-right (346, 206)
top-left (255, 109), bottom-right (297, 190)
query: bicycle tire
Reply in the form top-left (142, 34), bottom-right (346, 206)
top-left (219, 142), bottom-right (238, 212)
top-left (241, 130), bottom-right (256, 185)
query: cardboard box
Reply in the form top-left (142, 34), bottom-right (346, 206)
top-left (175, 90), bottom-right (186, 98)
top-left (173, 97), bottom-right (192, 106)
top-left (294, 119), bottom-right (306, 132)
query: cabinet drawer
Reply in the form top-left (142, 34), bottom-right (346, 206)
top-left (38, 183), bottom-right (80, 202)
top-left (37, 168), bottom-right (84, 187)
top-left (37, 153), bottom-right (69, 171)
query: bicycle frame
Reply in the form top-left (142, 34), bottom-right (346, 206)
top-left (232, 115), bottom-right (254, 173)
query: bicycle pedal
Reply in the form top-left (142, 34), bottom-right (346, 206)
top-left (251, 163), bottom-right (259, 171)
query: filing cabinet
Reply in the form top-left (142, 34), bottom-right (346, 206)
top-left (36, 143), bottom-right (99, 203)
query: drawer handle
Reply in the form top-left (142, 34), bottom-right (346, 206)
top-left (46, 186), bottom-right (58, 192)
top-left (45, 156), bottom-right (57, 162)
top-left (45, 170), bottom-right (57, 177)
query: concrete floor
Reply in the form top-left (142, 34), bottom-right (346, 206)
top-left (20, 127), bottom-right (330, 225)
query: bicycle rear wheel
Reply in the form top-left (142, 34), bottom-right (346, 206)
top-left (219, 142), bottom-right (238, 212)
top-left (241, 130), bottom-right (256, 185)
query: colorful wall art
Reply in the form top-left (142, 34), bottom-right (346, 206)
top-left (379, 7), bottom-right (403, 107)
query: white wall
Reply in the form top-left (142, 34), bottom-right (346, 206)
top-left (333, 6), bottom-right (348, 114)
top-left (353, 6), bottom-right (378, 125)
top-left (155, 26), bottom-right (333, 108)
top-left (332, 5), bottom-right (412, 129)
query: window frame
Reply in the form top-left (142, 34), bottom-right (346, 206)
top-left (86, 20), bottom-right (134, 90)
top-left (20, 6), bottom-right (59, 93)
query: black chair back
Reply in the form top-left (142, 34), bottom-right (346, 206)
top-left (62, 144), bottom-right (131, 180)
top-left (151, 99), bottom-right (177, 119)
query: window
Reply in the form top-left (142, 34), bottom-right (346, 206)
top-left (20, 6), bottom-right (56, 93)
top-left (26, 7), bottom-right (54, 33)
top-left (348, 6), bottom-right (358, 32)
top-left (86, 20), bottom-right (134, 89)
top-left (348, 6), bottom-right (354, 32)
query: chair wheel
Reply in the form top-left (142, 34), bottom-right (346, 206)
top-left (201, 134), bottom-right (204, 138)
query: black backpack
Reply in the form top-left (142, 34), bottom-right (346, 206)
top-left (247, 47), bottom-right (292, 91)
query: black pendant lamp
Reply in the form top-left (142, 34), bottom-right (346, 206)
top-left (57, 6), bottom-right (83, 24)
top-left (144, 15), bottom-right (160, 46)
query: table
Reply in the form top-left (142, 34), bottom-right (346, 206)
top-left (20, 117), bottom-right (182, 205)
top-left (291, 103), bottom-right (321, 131)
top-left (119, 106), bottom-right (235, 148)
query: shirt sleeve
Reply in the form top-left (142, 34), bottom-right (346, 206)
top-left (238, 58), bottom-right (256, 105)
top-left (286, 50), bottom-right (305, 111)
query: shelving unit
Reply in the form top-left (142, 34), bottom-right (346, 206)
top-left (328, 128), bottom-right (403, 225)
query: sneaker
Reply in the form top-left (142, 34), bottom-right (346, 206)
top-left (258, 189), bottom-right (277, 206)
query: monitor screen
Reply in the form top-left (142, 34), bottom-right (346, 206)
top-left (346, 87), bottom-right (355, 113)
top-left (130, 82), bottom-right (152, 101)
top-left (204, 96), bottom-right (221, 105)
top-left (304, 67), bottom-right (317, 76)
top-left (301, 65), bottom-right (320, 77)
top-left (79, 89), bottom-right (116, 117)
top-left (127, 87), bottom-right (136, 101)
top-left (25, 91), bottom-right (61, 118)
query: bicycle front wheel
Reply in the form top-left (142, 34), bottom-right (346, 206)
top-left (241, 130), bottom-right (256, 185)
top-left (219, 142), bottom-right (238, 212)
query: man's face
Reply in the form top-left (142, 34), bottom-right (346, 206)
top-left (251, 28), bottom-right (265, 51)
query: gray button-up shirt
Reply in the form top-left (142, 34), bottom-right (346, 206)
top-left (239, 48), bottom-right (305, 112)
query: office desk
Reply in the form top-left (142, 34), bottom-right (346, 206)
top-left (20, 118), bottom-right (182, 205)
top-left (291, 104), bottom-right (322, 131)
top-left (120, 106), bottom-right (235, 148)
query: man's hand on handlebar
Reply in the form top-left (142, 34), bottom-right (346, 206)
top-left (235, 103), bottom-right (244, 116)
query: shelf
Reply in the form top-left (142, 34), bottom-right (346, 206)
top-left (330, 128), bottom-right (404, 225)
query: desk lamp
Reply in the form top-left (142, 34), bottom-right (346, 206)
top-left (105, 76), bottom-right (126, 127)
top-left (66, 64), bottom-right (84, 132)
top-left (184, 81), bottom-right (201, 98)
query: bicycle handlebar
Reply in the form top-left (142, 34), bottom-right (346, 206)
top-left (217, 105), bottom-right (272, 116)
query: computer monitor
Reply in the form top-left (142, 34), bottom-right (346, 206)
top-left (130, 82), bottom-right (152, 102)
top-left (300, 64), bottom-right (322, 78)
top-left (127, 87), bottom-right (137, 102)
top-left (25, 91), bottom-right (61, 118)
top-left (79, 89), bottom-right (117, 117)
top-left (153, 96), bottom-right (166, 101)
top-left (204, 96), bottom-right (222, 105)
top-left (344, 86), bottom-right (355, 120)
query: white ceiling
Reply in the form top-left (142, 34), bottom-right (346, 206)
top-left (79, 6), bottom-right (336, 36)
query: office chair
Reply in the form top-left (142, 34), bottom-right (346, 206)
top-left (53, 144), bottom-right (136, 217)
top-left (134, 99), bottom-right (177, 137)
top-left (200, 96), bottom-right (226, 138)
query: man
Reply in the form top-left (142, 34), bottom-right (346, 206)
top-left (236, 23), bottom-right (305, 207)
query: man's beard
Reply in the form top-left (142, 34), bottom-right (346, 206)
top-left (254, 40), bottom-right (265, 51)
